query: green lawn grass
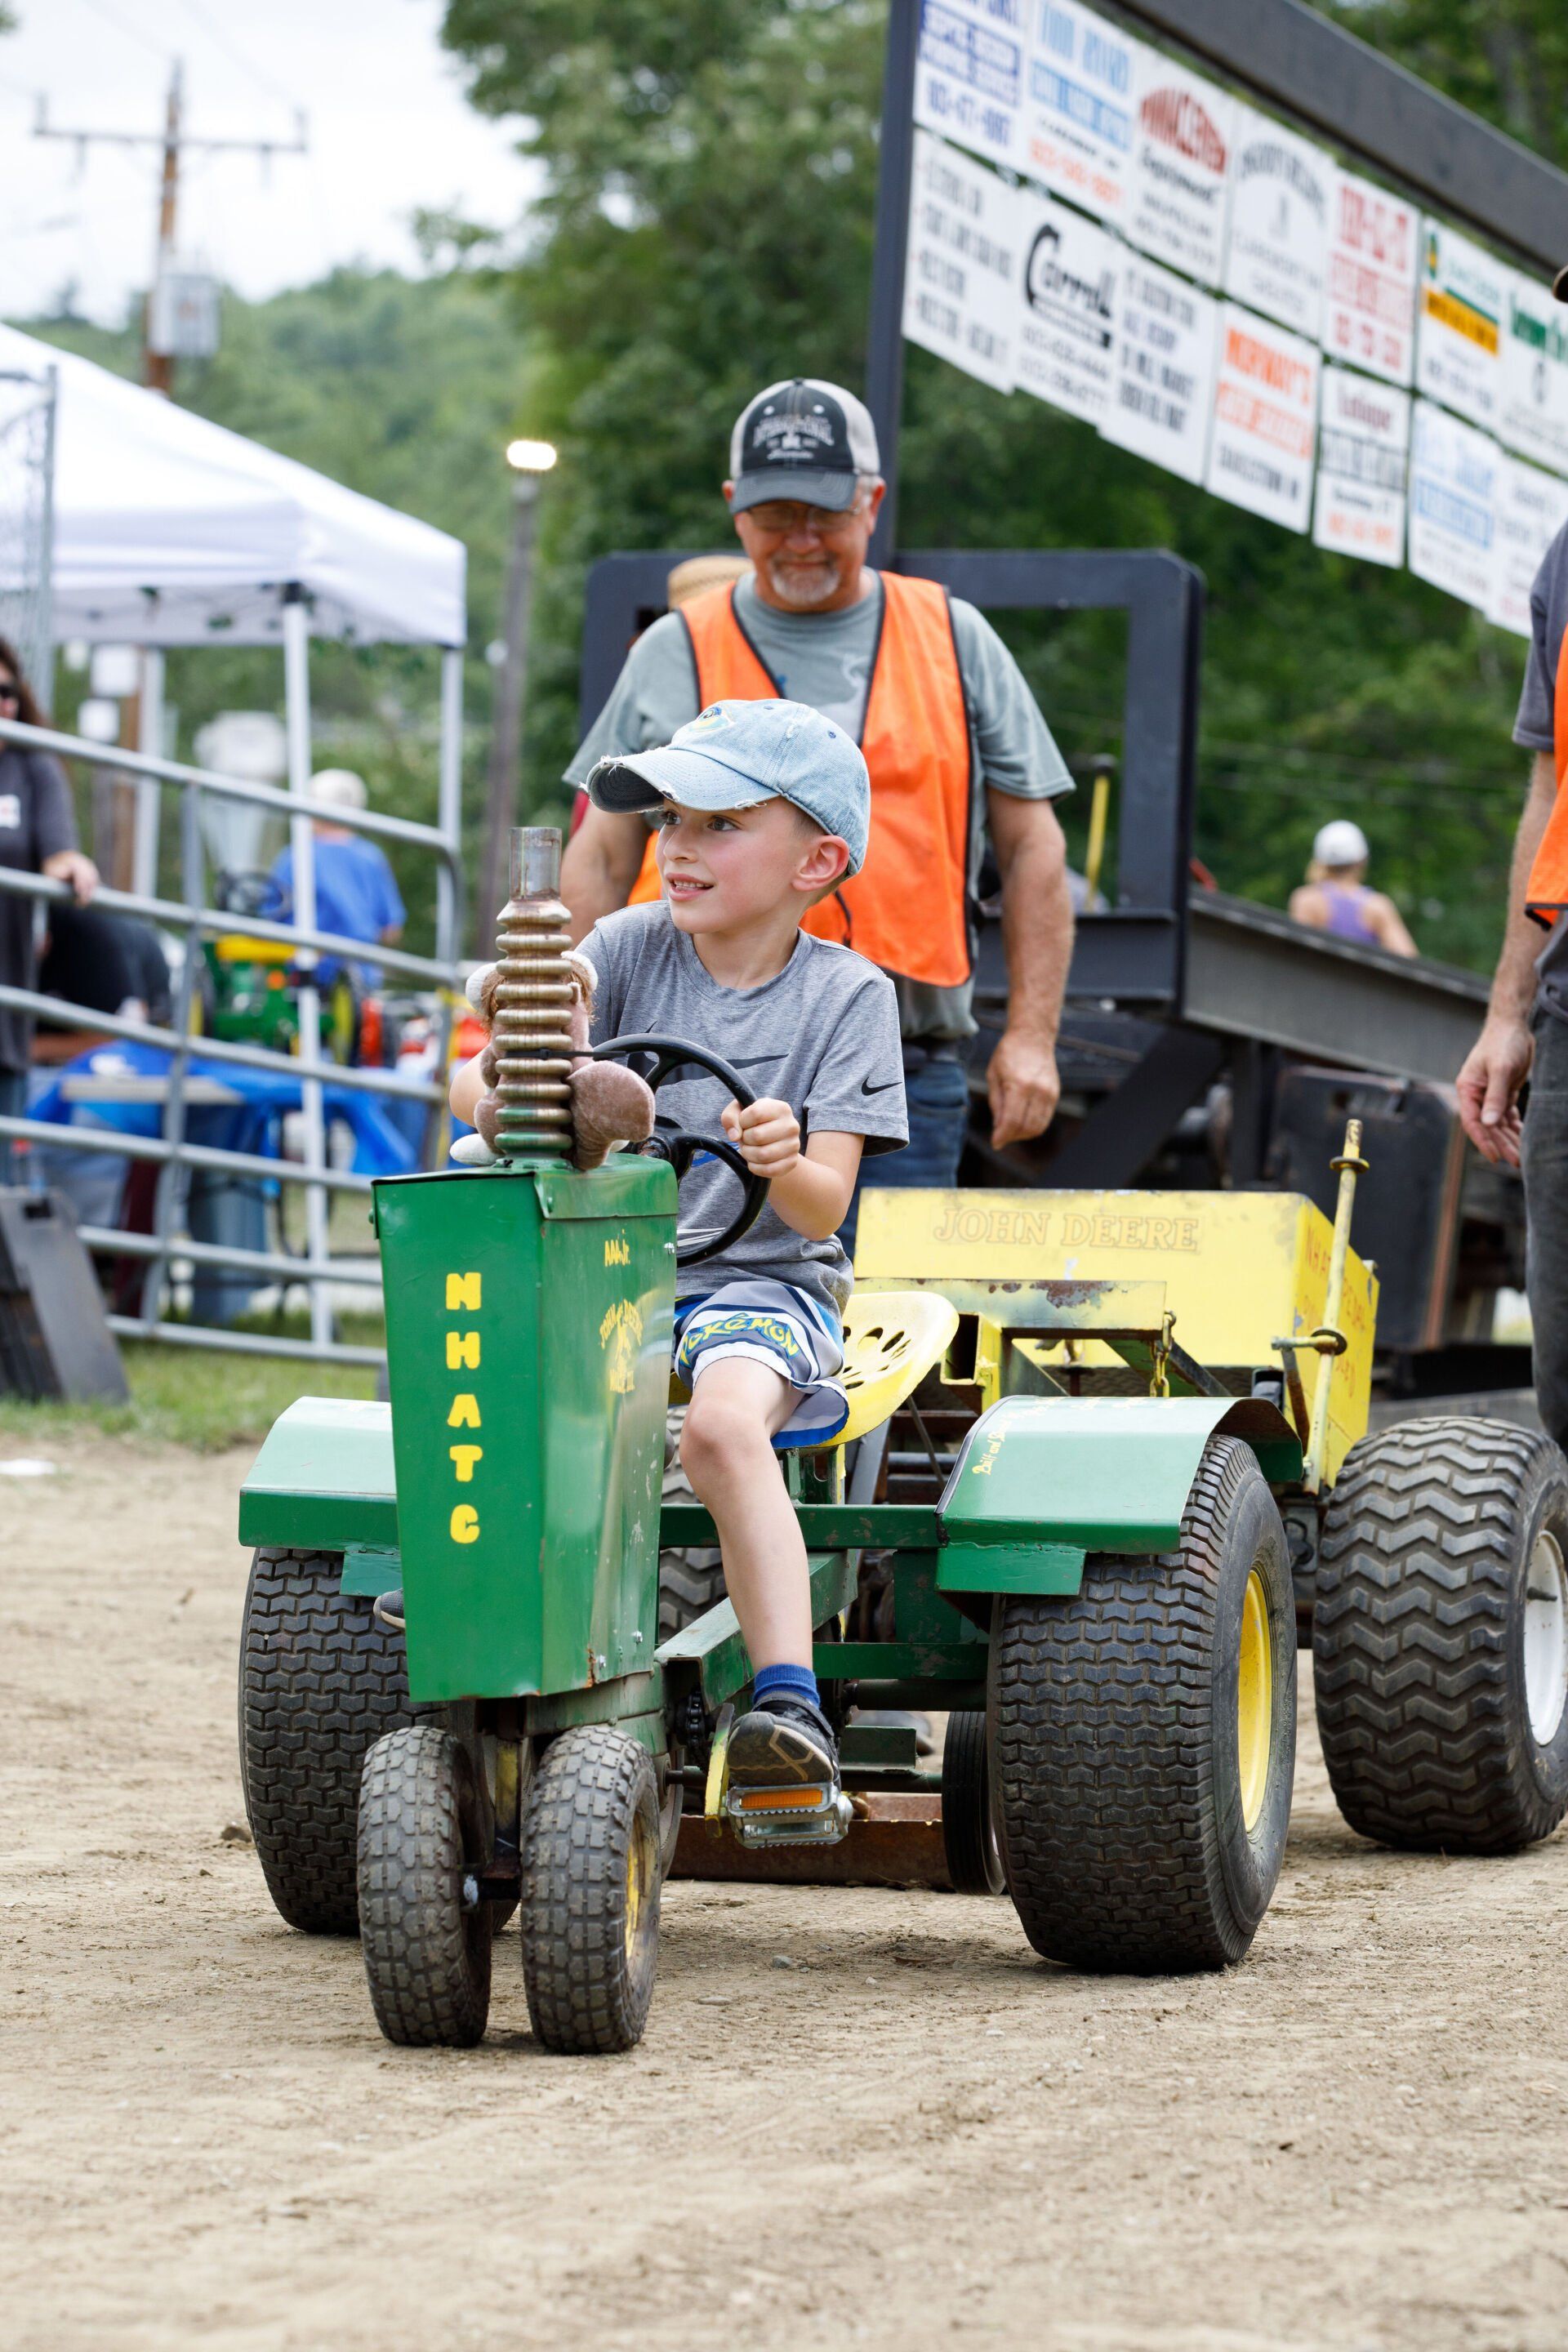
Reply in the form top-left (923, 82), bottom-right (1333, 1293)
top-left (0, 1336), bottom-right (379, 1454)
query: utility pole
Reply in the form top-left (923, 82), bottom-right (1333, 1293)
top-left (34, 65), bottom-right (308, 396)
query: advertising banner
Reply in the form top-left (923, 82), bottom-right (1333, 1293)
top-left (1499, 271), bottom-right (1568, 477)
top-left (1312, 367), bottom-right (1410, 568)
top-left (1322, 169), bottom-right (1418, 387)
top-left (1414, 221), bottom-right (1503, 430)
top-left (1013, 185), bottom-right (1121, 425)
top-left (1407, 398), bottom-right (1499, 610)
top-left (1124, 51), bottom-right (1234, 287)
top-left (1023, 0), bottom-right (1139, 225)
top-left (904, 130), bottom-right (1022, 394)
top-left (1101, 250), bottom-right (1219, 484)
top-left (1205, 303), bottom-right (1320, 532)
top-left (915, 0), bottom-right (1029, 172)
top-left (1223, 106), bottom-right (1331, 341)
top-left (1489, 452), bottom-right (1568, 639)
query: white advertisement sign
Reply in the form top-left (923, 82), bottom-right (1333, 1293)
top-left (904, 129), bottom-right (1022, 394)
top-left (1499, 271), bottom-right (1568, 476)
top-left (1101, 250), bottom-right (1218, 485)
top-left (1124, 51), bottom-right (1234, 287)
top-left (1322, 169), bottom-right (1418, 387)
top-left (1023, 0), bottom-right (1139, 226)
top-left (1205, 303), bottom-right (1320, 532)
top-left (1407, 398), bottom-right (1500, 611)
top-left (1223, 106), bottom-right (1331, 341)
top-left (1414, 221), bottom-right (1503, 430)
top-left (1312, 367), bottom-right (1410, 568)
top-left (915, 0), bottom-right (1028, 172)
top-left (1489, 452), bottom-right (1568, 639)
top-left (1013, 185), bottom-right (1120, 425)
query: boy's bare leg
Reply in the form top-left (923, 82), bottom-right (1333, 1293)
top-left (679, 1359), bottom-right (809, 1669)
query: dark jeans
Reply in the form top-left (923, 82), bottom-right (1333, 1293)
top-left (0, 1067), bottom-right (23, 1188)
top-left (1526, 1013), bottom-right (1568, 1453)
top-left (840, 1050), bottom-right (970, 1258)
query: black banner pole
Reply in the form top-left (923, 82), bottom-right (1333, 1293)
top-left (866, 0), bottom-right (920, 567)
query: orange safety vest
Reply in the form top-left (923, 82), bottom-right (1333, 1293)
top-left (626, 573), bottom-right (974, 987)
top-left (1525, 619), bottom-right (1568, 926)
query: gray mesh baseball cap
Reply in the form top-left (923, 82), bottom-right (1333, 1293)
top-left (728, 378), bottom-right (881, 514)
top-left (587, 698), bottom-right (870, 874)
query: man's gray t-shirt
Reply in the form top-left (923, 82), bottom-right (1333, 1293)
top-left (1512, 518), bottom-right (1568, 1024)
top-left (568, 572), bottom-right (1074, 1040)
top-left (582, 901), bottom-right (906, 1315)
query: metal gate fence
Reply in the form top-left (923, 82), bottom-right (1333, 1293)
top-left (0, 647), bottom-right (464, 1369)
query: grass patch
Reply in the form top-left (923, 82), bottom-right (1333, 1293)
top-left (0, 1339), bottom-right (378, 1454)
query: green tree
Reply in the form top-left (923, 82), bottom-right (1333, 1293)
top-left (440, 0), bottom-right (1554, 972)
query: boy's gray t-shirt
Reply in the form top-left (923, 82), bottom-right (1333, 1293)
top-left (567, 572), bottom-right (1074, 1040)
top-left (1512, 517), bottom-right (1568, 1025)
top-left (582, 902), bottom-right (907, 1315)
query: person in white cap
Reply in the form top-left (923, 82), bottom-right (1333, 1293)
top-left (560, 376), bottom-right (1076, 1240)
top-left (1288, 819), bottom-right (1416, 957)
top-left (263, 767), bottom-right (405, 984)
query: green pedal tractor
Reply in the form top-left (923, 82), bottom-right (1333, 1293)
top-left (238, 829), bottom-right (1568, 2055)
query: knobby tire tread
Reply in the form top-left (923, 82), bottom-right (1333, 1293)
top-left (520, 1726), bottom-right (659, 2056)
top-left (358, 1723), bottom-right (492, 2047)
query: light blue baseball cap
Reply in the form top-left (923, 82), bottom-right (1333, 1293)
top-left (586, 697), bottom-right (870, 875)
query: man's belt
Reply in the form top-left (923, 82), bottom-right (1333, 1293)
top-left (901, 1037), bottom-right (963, 1073)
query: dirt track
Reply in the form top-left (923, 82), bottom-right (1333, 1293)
top-left (5, 1433), bottom-right (1568, 2352)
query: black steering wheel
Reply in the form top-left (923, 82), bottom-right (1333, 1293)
top-left (588, 1033), bottom-right (768, 1267)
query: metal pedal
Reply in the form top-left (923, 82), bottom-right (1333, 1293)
top-left (724, 1779), bottom-right (854, 1849)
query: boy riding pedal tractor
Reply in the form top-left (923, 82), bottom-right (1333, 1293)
top-left (451, 697), bottom-right (906, 1824)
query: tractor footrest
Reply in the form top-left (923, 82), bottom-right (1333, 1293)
top-left (724, 1780), bottom-right (853, 1850)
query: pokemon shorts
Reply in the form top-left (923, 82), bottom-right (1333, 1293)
top-left (673, 1277), bottom-right (848, 1450)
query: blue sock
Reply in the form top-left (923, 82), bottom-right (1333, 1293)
top-left (753, 1662), bottom-right (821, 1712)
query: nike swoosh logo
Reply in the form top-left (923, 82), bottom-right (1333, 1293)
top-left (728, 1054), bottom-right (785, 1069)
top-left (860, 1076), bottom-right (901, 1096)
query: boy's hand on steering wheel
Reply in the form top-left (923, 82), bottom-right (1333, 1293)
top-left (721, 1095), bottom-right (800, 1180)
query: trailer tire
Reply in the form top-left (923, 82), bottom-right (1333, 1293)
top-left (358, 1725), bottom-right (492, 2047)
top-left (992, 1435), bottom-right (1295, 1972)
top-left (239, 1547), bottom-right (411, 1935)
top-left (942, 1706), bottom-right (1006, 1895)
top-left (520, 1726), bottom-right (661, 2055)
top-left (1314, 1419), bottom-right (1568, 1853)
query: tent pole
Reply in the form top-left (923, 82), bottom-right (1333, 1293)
top-left (437, 644), bottom-right (463, 967)
top-left (133, 648), bottom-right (164, 897)
top-left (283, 586), bottom-right (332, 1352)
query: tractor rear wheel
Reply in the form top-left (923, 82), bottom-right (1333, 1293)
top-left (1314, 1419), bottom-right (1568, 1852)
top-left (942, 1706), bottom-right (1005, 1895)
top-left (519, 1726), bottom-right (662, 2055)
top-left (657, 1405), bottom-right (726, 1638)
top-left (992, 1435), bottom-right (1295, 1972)
top-left (358, 1724), bottom-right (493, 2047)
top-left (238, 1547), bottom-right (410, 1934)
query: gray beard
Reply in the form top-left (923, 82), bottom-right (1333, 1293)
top-left (762, 552), bottom-right (844, 609)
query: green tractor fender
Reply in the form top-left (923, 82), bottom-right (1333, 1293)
top-left (239, 1396), bottom-right (398, 1570)
top-left (937, 1393), bottom-right (1302, 1596)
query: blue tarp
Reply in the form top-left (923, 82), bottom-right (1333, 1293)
top-left (29, 1041), bottom-right (422, 1178)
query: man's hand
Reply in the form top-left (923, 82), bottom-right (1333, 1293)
top-left (42, 849), bottom-right (98, 906)
top-left (1457, 1014), bottom-right (1533, 1166)
top-left (721, 1095), bottom-right (801, 1178)
top-left (988, 1030), bottom-right (1061, 1151)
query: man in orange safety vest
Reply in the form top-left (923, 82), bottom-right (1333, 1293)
top-left (561, 377), bottom-right (1075, 1235)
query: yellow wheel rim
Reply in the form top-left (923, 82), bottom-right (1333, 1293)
top-left (624, 1803), bottom-right (657, 1963)
top-left (1236, 1567), bottom-right (1273, 1833)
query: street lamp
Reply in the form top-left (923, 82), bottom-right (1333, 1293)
top-left (479, 438), bottom-right (559, 942)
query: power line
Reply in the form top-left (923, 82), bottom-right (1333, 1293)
top-left (169, 0), bottom-right (305, 118)
top-left (69, 0), bottom-right (172, 63)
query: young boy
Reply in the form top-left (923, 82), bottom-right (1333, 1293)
top-left (453, 697), bottom-right (906, 1800)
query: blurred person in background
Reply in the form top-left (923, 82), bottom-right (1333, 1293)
top-left (1288, 818), bottom-right (1417, 957)
top-left (0, 635), bottom-right (98, 1179)
top-left (264, 767), bottom-right (404, 983)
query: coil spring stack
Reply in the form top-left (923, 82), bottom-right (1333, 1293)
top-left (490, 825), bottom-right (573, 1163)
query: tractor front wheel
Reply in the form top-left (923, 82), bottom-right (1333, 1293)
top-left (357, 1724), bottom-right (493, 2047)
top-left (992, 1435), bottom-right (1295, 1972)
top-left (519, 1726), bottom-right (662, 2055)
top-left (1313, 1419), bottom-right (1568, 1852)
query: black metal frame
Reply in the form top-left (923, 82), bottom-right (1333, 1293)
top-left (579, 545), bottom-right (1204, 1010)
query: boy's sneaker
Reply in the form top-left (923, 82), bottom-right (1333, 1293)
top-left (726, 1693), bottom-right (840, 1789)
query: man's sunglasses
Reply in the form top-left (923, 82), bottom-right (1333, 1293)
top-left (742, 500), bottom-right (867, 537)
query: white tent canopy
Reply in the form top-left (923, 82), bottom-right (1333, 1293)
top-left (0, 323), bottom-right (466, 648)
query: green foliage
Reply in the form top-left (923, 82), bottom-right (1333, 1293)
top-left (440, 0), bottom-right (1559, 973)
top-left (0, 1337), bottom-right (375, 1453)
